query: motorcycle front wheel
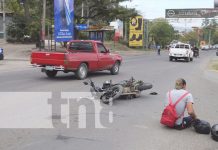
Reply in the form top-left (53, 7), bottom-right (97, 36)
top-left (101, 85), bottom-right (123, 104)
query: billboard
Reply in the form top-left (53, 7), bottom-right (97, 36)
top-left (54, 0), bottom-right (74, 42)
top-left (215, 0), bottom-right (218, 8)
top-left (129, 16), bottom-right (144, 47)
top-left (165, 9), bottom-right (218, 18)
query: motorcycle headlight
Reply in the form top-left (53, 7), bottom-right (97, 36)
top-left (102, 81), bottom-right (111, 89)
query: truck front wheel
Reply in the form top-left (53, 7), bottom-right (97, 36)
top-left (76, 63), bottom-right (88, 80)
top-left (110, 61), bottom-right (120, 75)
top-left (169, 56), bottom-right (173, 61)
top-left (186, 57), bottom-right (190, 62)
top-left (45, 70), bottom-right (57, 78)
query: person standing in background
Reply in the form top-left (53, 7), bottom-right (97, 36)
top-left (157, 44), bottom-right (161, 55)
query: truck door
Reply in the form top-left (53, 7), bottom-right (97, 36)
top-left (97, 43), bottom-right (114, 69)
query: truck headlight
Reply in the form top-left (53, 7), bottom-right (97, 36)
top-left (0, 48), bottom-right (2, 53)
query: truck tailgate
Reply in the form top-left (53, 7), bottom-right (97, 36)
top-left (31, 51), bottom-right (66, 66)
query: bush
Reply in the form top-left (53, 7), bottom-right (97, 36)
top-left (118, 38), bottom-right (128, 46)
top-left (6, 14), bottom-right (40, 43)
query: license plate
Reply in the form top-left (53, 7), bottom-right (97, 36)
top-left (45, 66), bottom-right (54, 71)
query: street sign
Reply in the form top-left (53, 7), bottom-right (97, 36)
top-left (75, 24), bottom-right (88, 30)
top-left (165, 9), bottom-right (218, 18)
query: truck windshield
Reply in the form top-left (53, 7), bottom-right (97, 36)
top-left (69, 42), bottom-right (93, 52)
top-left (185, 45), bottom-right (189, 49)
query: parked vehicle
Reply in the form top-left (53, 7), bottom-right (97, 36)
top-left (83, 77), bottom-right (153, 105)
top-left (0, 48), bottom-right (4, 60)
top-left (201, 45), bottom-right (212, 50)
top-left (212, 44), bottom-right (218, 50)
top-left (31, 40), bottom-right (122, 80)
top-left (169, 43), bottom-right (194, 62)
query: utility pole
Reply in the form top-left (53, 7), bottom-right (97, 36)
top-left (2, 0), bottom-right (6, 40)
top-left (209, 28), bottom-right (211, 46)
top-left (192, 27), bottom-right (200, 47)
top-left (82, 2), bottom-right (84, 17)
top-left (85, 0), bottom-right (90, 27)
top-left (145, 19), bottom-right (149, 50)
top-left (41, 0), bottom-right (46, 49)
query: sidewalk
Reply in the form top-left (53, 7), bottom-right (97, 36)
top-left (0, 40), bottom-right (150, 61)
top-left (0, 40), bottom-right (34, 61)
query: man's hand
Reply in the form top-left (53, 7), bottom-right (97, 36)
top-left (187, 102), bottom-right (197, 120)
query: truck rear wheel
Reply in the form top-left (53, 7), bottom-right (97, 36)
top-left (137, 83), bottom-right (153, 91)
top-left (110, 61), bottom-right (120, 75)
top-left (45, 70), bottom-right (57, 78)
top-left (76, 63), bottom-right (88, 80)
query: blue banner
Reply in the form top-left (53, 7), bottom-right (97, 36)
top-left (75, 24), bottom-right (88, 30)
top-left (54, 0), bottom-right (74, 42)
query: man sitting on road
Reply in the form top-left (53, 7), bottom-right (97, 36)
top-left (161, 78), bottom-right (197, 130)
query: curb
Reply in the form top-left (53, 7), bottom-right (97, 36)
top-left (4, 58), bottom-right (29, 61)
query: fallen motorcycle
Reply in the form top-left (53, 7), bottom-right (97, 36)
top-left (83, 77), bottom-right (153, 105)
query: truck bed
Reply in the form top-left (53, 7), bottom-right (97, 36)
top-left (31, 51), bottom-right (66, 66)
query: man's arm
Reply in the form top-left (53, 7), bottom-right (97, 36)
top-left (186, 102), bottom-right (197, 120)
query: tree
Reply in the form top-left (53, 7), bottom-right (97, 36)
top-left (73, 0), bottom-right (138, 41)
top-left (212, 31), bottom-right (218, 44)
top-left (149, 18), bottom-right (175, 48)
top-left (5, 0), bottom-right (138, 42)
top-left (74, 0), bottom-right (138, 25)
top-left (201, 18), bottom-right (218, 44)
top-left (6, 0), bottom-right (41, 42)
top-left (180, 31), bottom-right (198, 46)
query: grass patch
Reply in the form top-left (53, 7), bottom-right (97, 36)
top-left (208, 59), bottom-right (218, 71)
top-left (104, 41), bottom-right (150, 52)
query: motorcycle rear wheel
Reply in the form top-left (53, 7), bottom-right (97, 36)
top-left (136, 83), bottom-right (153, 91)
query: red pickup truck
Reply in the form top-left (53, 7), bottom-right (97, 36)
top-left (31, 40), bottom-right (122, 79)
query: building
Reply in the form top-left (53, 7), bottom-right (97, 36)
top-left (0, 0), bottom-right (12, 38)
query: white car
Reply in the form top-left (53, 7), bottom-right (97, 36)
top-left (212, 44), bottom-right (218, 50)
top-left (169, 43), bottom-right (193, 62)
top-left (201, 45), bottom-right (212, 50)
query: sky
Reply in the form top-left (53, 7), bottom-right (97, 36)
top-left (120, 0), bottom-right (215, 29)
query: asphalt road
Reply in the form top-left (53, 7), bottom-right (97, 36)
top-left (0, 50), bottom-right (218, 150)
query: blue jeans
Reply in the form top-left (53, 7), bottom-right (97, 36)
top-left (174, 116), bottom-right (193, 130)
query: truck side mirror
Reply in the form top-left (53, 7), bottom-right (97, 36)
top-left (106, 49), bottom-right (110, 53)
